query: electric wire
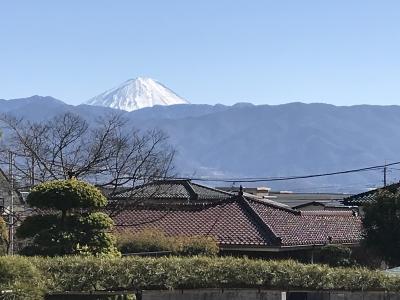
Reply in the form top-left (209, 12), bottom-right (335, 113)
top-left (170, 161), bottom-right (400, 183)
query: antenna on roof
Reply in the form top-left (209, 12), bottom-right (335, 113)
top-left (239, 185), bottom-right (243, 196)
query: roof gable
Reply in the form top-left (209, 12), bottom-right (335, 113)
top-left (114, 199), bottom-right (276, 246)
top-left (343, 182), bottom-right (400, 206)
top-left (111, 179), bottom-right (234, 203)
top-left (111, 180), bottom-right (363, 249)
top-left (0, 172), bottom-right (363, 251)
top-left (248, 199), bottom-right (362, 247)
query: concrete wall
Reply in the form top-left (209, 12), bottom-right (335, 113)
top-left (141, 289), bottom-right (283, 300)
top-left (139, 289), bottom-right (400, 300)
top-left (323, 291), bottom-right (400, 300)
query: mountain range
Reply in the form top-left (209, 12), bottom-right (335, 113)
top-left (0, 94), bottom-right (398, 193)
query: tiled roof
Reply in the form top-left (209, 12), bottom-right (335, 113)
top-left (249, 200), bottom-right (362, 246)
top-left (218, 187), bottom-right (350, 208)
top-left (343, 183), bottom-right (400, 206)
top-left (111, 179), bottom-right (233, 203)
top-left (292, 200), bottom-right (352, 210)
top-left (114, 200), bottom-right (275, 246)
top-left (112, 180), bottom-right (362, 250)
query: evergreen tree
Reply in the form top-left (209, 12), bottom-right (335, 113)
top-left (363, 189), bottom-right (400, 267)
top-left (17, 179), bottom-right (118, 256)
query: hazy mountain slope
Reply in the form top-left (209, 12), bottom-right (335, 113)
top-left (1, 96), bottom-right (399, 192)
top-left (86, 77), bottom-right (189, 111)
top-left (0, 96), bottom-right (66, 114)
top-left (128, 103), bottom-right (400, 191)
top-left (127, 103), bottom-right (230, 121)
top-left (0, 96), bottom-right (124, 122)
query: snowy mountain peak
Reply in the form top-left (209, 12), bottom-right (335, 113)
top-left (86, 77), bottom-right (189, 112)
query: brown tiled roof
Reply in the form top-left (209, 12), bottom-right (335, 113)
top-left (249, 200), bottom-right (362, 246)
top-left (112, 180), bottom-right (362, 250)
top-left (114, 200), bottom-right (275, 246)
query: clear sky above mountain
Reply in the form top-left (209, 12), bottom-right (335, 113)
top-left (1, 1), bottom-right (400, 106)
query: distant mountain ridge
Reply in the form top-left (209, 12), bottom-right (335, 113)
top-left (1, 95), bottom-right (399, 193)
top-left (86, 77), bottom-right (189, 111)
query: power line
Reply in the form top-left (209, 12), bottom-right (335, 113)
top-left (174, 161), bottom-right (400, 183)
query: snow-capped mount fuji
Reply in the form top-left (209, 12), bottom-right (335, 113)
top-left (86, 77), bottom-right (189, 112)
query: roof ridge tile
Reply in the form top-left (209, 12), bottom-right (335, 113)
top-left (238, 196), bottom-right (281, 245)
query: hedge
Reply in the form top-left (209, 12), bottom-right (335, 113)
top-left (0, 256), bottom-right (45, 300)
top-left (116, 229), bottom-right (219, 256)
top-left (2, 256), bottom-right (400, 299)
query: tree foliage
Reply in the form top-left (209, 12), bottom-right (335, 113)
top-left (363, 189), bottom-right (400, 267)
top-left (0, 112), bottom-right (175, 198)
top-left (27, 179), bottom-right (107, 210)
top-left (317, 244), bottom-right (352, 267)
top-left (16, 179), bottom-right (118, 256)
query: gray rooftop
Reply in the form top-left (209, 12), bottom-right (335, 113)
top-left (343, 182), bottom-right (400, 206)
top-left (111, 179), bottom-right (234, 203)
top-left (217, 186), bottom-right (350, 209)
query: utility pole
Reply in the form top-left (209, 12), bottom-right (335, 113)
top-left (8, 151), bottom-right (14, 255)
top-left (384, 161), bottom-right (387, 187)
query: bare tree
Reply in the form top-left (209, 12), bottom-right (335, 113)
top-left (0, 112), bottom-right (175, 200)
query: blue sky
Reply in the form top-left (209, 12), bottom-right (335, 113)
top-left (1, 1), bottom-right (400, 106)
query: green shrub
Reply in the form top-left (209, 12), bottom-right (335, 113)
top-left (0, 256), bottom-right (44, 299)
top-left (351, 244), bottom-right (382, 268)
top-left (3, 255), bottom-right (400, 297)
top-left (317, 244), bottom-right (352, 267)
top-left (176, 236), bottom-right (219, 256)
top-left (116, 230), bottom-right (171, 254)
top-left (116, 229), bottom-right (219, 256)
top-left (31, 256), bottom-right (400, 292)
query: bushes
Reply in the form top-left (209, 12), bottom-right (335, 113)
top-left (31, 256), bottom-right (400, 292)
top-left (116, 229), bottom-right (219, 256)
top-left (2, 255), bottom-right (400, 298)
top-left (317, 245), bottom-right (352, 267)
top-left (0, 256), bottom-right (44, 299)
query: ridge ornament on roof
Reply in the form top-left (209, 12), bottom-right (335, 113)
top-left (110, 179), bottom-right (363, 254)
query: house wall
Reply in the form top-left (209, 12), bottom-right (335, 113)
top-left (45, 289), bottom-right (400, 300)
top-left (140, 290), bottom-right (283, 300)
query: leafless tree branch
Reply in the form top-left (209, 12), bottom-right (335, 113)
top-left (0, 112), bottom-right (176, 204)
